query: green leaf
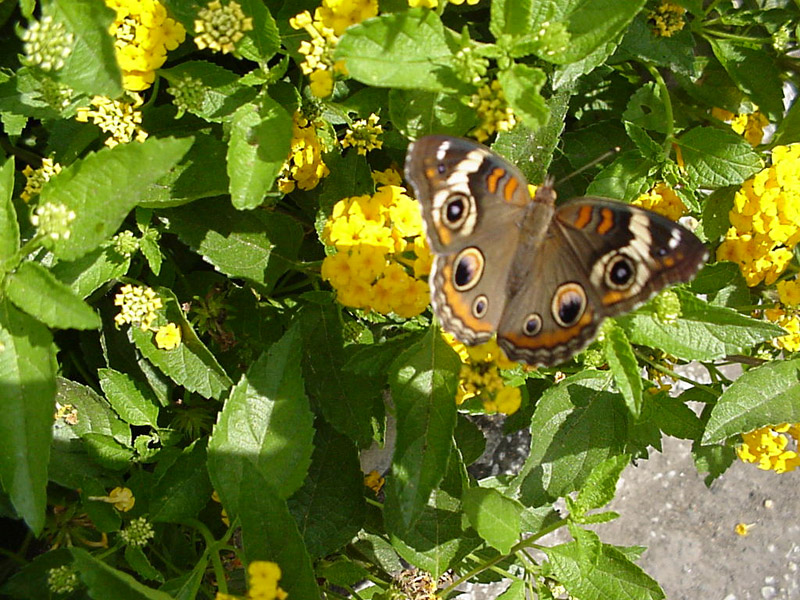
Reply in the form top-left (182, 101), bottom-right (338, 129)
top-left (288, 422), bottom-right (366, 558)
top-left (544, 542), bottom-right (664, 600)
top-left (71, 548), bottom-right (174, 600)
top-left (52, 0), bottom-right (122, 96)
top-left (772, 92), bottom-right (800, 146)
top-left (624, 121), bottom-right (664, 164)
top-left (490, 0), bottom-right (533, 37)
top-left (6, 262), bottom-right (100, 330)
top-left (617, 290), bottom-right (784, 362)
top-left (462, 487), bottom-right (523, 554)
top-left (298, 301), bottom-right (381, 446)
top-left (552, 37), bottom-right (621, 89)
top-left (51, 243), bottom-right (131, 299)
top-left (56, 378), bottom-right (130, 445)
top-left (234, 472), bottom-right (322, 600)
top-left (42, 137), bottom-right (192, 261)
top-left (235, 0), bottom-right (281, 63)
top-left (0, 298), bottom-right (56, 534)
top-left (701, 186), bottom-right (736, 241)
top-left (98, 368), bottom-right (159, 427)
top-left (497, 64), bottom-right (549, 132)
top-left (648, 394), bottom-right (704, 440)
top-left (83, 432), bottom-right (135, 470)
top-left (692, 441), bottom-right (736, 486)
top-left (0, 157), bottom-right (18, 269)
top-left (384, 326), bottom-right (460, 533)
top-left (228, 98), bottom-right (293, 210)
top-left (604, 324), bottom-right (643, 418)
top-left (702, 358), bottom-right (800, 445)
top-left (587, 151), bottom-right (651, 201)
top-left (335, 9), bottom-right (462, 92)
top-left (138, 233), bottom-right (162, 275)
top-left (513, 371), bottom-right (627, 507)
top-left (208, 325), bottom-right (314, 500)
top-left (389, 89), bottom-right (477, 140)
top-left (573, 454), bottom-right (629, 516)
top-left (163, 199), bottom-right (302, 294)
top-left (623, 83), bottom-right (668, 134)
top-left (149, 441), bottom-right (212, 523)
top-left (130, 288), bottom-right (232, 400)
top-left (616, 14), bottom-right (696, 75)
top-left (710, 39), bottom-right (784, 122)
top-left (677, 127), bottom-right (763, 189)
top-left (124, 546), bottom-right (164, 583)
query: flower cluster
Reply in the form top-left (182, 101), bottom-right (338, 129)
top-left (648, 1), bottom-right (686, 37)
top-left (105, 0), bottom-right (186, 91)
top-left (631, 183), bottom-right (687, 221)
top-left (21, 158), bottom-right (62, 203)
top-left (712, 107), bottom-right (769, 146)
top-left (54, 402), bottom-right (79, 425)
top-left (278, 112), bottom-right (330, 193)
top-left (737, 423), bottom-right (800, 474)
top-left (764, 308), bottom-right (800, 353)
top-left (47, 565), bottom-right (80, 595)
top-left (409, 0), bottom-right (480, 7)
top-left (321, 183), bottom-right (432, 318)
top-left (114, 284), bottom-right (163, 330)
top-left (155, 323), bottom-right (182, 349)
top-left (215, 561), bottom-right (287, 600)
top-left (340, 113), bottom-right (383, 155)
top-left (31, 202), bottom-right (76, 241)
top-left (716, 144), bottom-right (800, 287)
top-left (167, 74), bottom-right (207, 117)
top-left (194, 0), bottom-right (253, 54)
top-left (20, 15), bottom-right (74, 72)
top-left (76, 94), bottom-right (148, 147)
top-left (119, 516), bottom-right (155, 547)
top-left (444, 334), bottom-right (522, 415)
top-left (290, 0), bottom-right (376, 97)
top-left (469, 80), bottom-right (517, 143)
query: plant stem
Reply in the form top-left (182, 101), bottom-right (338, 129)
top-left (643, 63), bottom-right (674, 158)
top-left (634, 350), bottom-right (719, 395)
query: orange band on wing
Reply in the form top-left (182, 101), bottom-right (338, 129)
top-left (602, 290), bottom-right (630, 306)
top-left (502, 310), bottom-right (593, 350)
top-left (596, 208), bottom-right (615, 234)
top-left (573, 205), bottom-right (593, 230)
top-left (487, 167), bottom-right (505, 193)
top-left (503, 176), bottom-right (519, 202)
top-left (441, 263), bottom-right (494, 333)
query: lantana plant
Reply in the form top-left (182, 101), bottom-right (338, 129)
top-left (1, 0), bottom-right (799, 599)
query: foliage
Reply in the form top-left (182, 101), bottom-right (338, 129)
top-left (1, 0), bottom-right (799, 599)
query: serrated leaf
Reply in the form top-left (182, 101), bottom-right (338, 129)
top-left (677, 127), bottom-right (763, 189)
top-left (552, 37), bottom-right (621, 89)
top-left (163, 199), bottom-right (302, 294)
top-left (513, 371), bottom-right (627, 508)
top-left (497, 64), bottom-right (548, 131)
top-left (389, 89), bottom-right (477, 140)
top-left (490, 0), bottom-right (533, 37)
top-left (0, 157), bottom-right (18, 268)
top-left (130, 288), bottom-right (232, 399)
top-left (52, 0), bottom-right (122, 96)
top-left (701, 186), bottom-right (736, 242)
top-left (702, 358), bottom-right (800, 445)
top-left (56, 378), bottom-right (130, 444)
top-left (604, 324), bottom-right (643, 418)
top-left (235, 0), bottom-right (280, 63)
top-left (71, 548), bottom-right (174, 600)
top-left (384, 326), bottom-right (460, 533)
top-left (617, 290), bottom-right (784, 361)
top-left (617, 14), bottom-right (696, 76)
top-left (335, 9), bottom-right (463, 92)
top-left (51, 243), bottom-right (130, 299)
top-left (544, 542), bottom-right (665, 600)
top-left (149, 441), bottom-right (212, 523)
top-left (124, 547), bottom-right (164, 583)
top-left (83, 432), bottom-right (135, 470)
top-left (624, 121), bottom-right (664, 163)
top-left (228, 98), bottom-right (292, 210)
top-left (462, 487), bottom-right (522, 554)
top-left (0, 298), bottom-right (56, 534)
top-left (6, 262), bottom-right (100, 330)
top-left (288, 423), bottom-right (366, 558)
top-left (710, 39), bottom-right (784, 122)
top-left (98, 368), bottom-right (159, 427)
top-left (138, 234), bottom-right (162, 275)
top-left (573, 454), bottom-right (629, 516)
top-left (586, 151), bottom-right (652, 201)
top-left (42, 137), bottom-right (192, 261)
top-left (208, 325), bottom-right (314, 500)
top-left (692, 441), bottom-right (736, 485)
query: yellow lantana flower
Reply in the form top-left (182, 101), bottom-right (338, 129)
top-left (155, 323), bottom-right (182, 349)
top-left (632, 183), bottom-right (687, 221)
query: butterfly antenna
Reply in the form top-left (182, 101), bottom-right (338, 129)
top-left (554, 147), bottom-right (621, 187)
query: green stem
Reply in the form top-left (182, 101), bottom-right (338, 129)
top-left (634, 350), bottom-right (719, 396)
top-left (701, 29), bottom-right (772, 44)
top-left (181, 518), bottom-right (235, 595)
top-left (643, 63), bottom-right (674, 157)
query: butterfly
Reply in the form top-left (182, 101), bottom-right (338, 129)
top-left (404, 135), bottom-right (708, 366)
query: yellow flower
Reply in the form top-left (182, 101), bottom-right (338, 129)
top-left (777, 279), bottom-right (800, 307)
top-left (75, 93), bottom-right (148, 147)
top-left (341, 113), bottom-right (384, 155)
top-left (106, 0), bottom-right (186, 91)
top-left (737, 423), bottom-right (800, 473)
top-left (364, 470), bottom-right (385, 493)
top-left (278, 112), bottom-right (330, 193)
top-left (372, 168), bottom-right (403, 187)
top-left (409, 0), bottom-right (438, 6)
top-left (114, 284), bottom-right (163, 330)
top-left (731, 111), bottom-right (769, 147)
top-left (54, 402), bottom-right (79, 425)
top-left (764, 308), bottom-right (800, 353)
top-left (155, 323), bottom-right (182, 349)
top-left (21, 158), bottom-right (62, 203)
top-left (88, 486), bottom-right (135, 512)
top-left (631, 183), bottom-right (687, 221)
top-left (309, 69), bottom-right (334, 98)
top-left (248, 561), bottom-right (288, 600)
top-left (194, 0), bottom-right (253, 54)
top-left (290, 8), bottom-right (351, 95)
top-left (648, 1), bottom-right (686, 37)
top-left (316, 0), bottom-right (378, 36)
top-left (734, 522), bottom-right (754, 537)
top-left (469, 80), bottom-right (516, 143)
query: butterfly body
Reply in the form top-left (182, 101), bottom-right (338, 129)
top-left (404, 135), bottom-right (708, 366)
